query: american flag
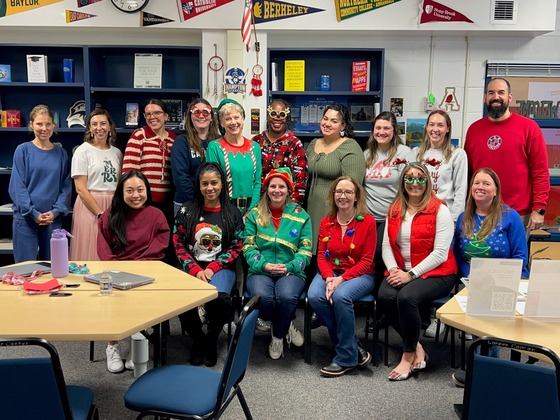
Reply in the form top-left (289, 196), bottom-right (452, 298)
top-left (241, 0), bottom-right (252, 52)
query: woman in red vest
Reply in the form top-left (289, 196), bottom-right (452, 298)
top-left (379, 162), bottom-right (456, 381)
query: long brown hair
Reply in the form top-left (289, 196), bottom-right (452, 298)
top-left (389, 162), bottom-right (433, 219)
top-left (416, 110), bottom-right (454, 163)
top-left (83, 109), bottom-right (117, 146)
top-left (365, 111), bottom-right (401, 167)
top-left (184, 98), bottom-right (220, 158)
top-left (463, 167), bottom-right (504, 239)
top-left (326, 176), bottom-right (369, 219)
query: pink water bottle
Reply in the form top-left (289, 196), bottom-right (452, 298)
top-left (50, 229), bottom-right (72, 278)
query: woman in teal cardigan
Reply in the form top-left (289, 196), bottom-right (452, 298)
top-left (243, 167), bottom-right (312, 360)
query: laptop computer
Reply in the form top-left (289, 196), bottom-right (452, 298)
top-left (84, 270), bottom-right (155, 290)
top-left (0, 262), bottom-right (51, 278)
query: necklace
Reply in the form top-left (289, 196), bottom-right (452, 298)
top-left (336, 213), bottom-right (355, 226)
top-left (321, 214), bottom-right (365, 266)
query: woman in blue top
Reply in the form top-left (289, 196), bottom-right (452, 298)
top-left (454, 167), bottom-right (529, 278)
top-left (9, 104), bottom-right (72, 262)
top-left (171, 98), bottom-right (220, 216)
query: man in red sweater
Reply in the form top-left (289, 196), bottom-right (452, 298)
top-left (464, 77), bottom-right (549, 231)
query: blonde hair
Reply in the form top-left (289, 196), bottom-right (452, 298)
top-left (255, 177), bottom-right (292, 227)
top-left (326, 176), bottom-right (369, 219)
top-left (29, 104), bottom-right (54, 124)
top-left (389, 162), bottom-right (433, 218)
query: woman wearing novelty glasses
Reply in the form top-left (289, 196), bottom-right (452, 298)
top-left (378, 162), bottom-right (456, 381)
top-left (171, 98), bottom-right (220, 216)
top-left (252, 99), bottom-right (308, 206)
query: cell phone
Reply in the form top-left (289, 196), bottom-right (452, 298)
top-left (49, 292), bottom-right (72, 297)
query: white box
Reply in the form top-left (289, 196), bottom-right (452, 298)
top-left (134, 53), bottom-right (162, 89)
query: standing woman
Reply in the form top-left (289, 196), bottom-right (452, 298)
top-left (364, 111), bottom-right (415, 279)
top-left (414, 109), bottom-right (468, 222)
top-left (122, 98), bottom-right (176, 217)
top-left (308, 176), bottom-right (377, 377)
top-left (174, 162), bottom-right (244, 367)
top-left (97, 170), bottom-right (170, 373)
top-left (70, 109), bottom-right (122, 260)
top-left (9, 104), bottom-right (72, 262)
top-left (171, 98), bottom-right (220, 216)
top-left (379, 162), bottom-right (456, 381)
top-left (306, 104), bottom-right (366, 255)
top-left (243, 168), bottom-right (312, 359)
top-left (252, 99), bottom-right (309, 206)
top-left (206, 98), bottom-right (262, 216)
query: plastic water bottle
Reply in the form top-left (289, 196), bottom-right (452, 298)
top-left (99, 270), bottom-right (113, 296)
top-left (50, 229), bottom-right (72, 278)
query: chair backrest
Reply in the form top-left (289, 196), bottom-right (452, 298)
top-left (462, 337), bottom-right (560, 420)
top-left (214, 295), bottom-right (260, 411)
top-left (0, 337), bottom-right (73, 419)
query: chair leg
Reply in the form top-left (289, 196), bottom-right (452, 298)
top-left (384, 321), bottom-right (389, 366)
top-left (236, 386), bottom-right (254, 420)
top-left (434, 320), bottom-right (441, 344)
top-left (304, 297), bottom-right (312, 364)
top-left (89, 341), bottom-right (94, 362)
top-left (371, 302), bottom-right (378, 366)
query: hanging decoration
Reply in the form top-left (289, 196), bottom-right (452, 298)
top-left (250, 64), bottom-right (263, 97)
top-left (206, 44), bottom-right (224, 100)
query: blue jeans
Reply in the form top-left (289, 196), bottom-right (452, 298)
top-left (246, 274), bottom-right (305, 339)
top-left (13, 217), bottom-right (62, 263)
top-left (308, 271), bottom-right (375, 367)
top-left (209, 269), bottom-right (236, 294)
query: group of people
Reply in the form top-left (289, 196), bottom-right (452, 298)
top-left (8, 77), bottom-right (549, 380)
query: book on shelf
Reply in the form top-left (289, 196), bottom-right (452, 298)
top-left (162, 99), bottom-right (183, 128)
top-left (351, 61), bottom-right (370, 92)
top-left (125, 103), bottom-right (139, 127)
top-left (0, 65), bottom-right (11, 83)
top-left (284, 60), bottom-right (305, 92)
top-left (26, 55), bottom-right (48, 83)
top-left (134, 53), bottom-right (163, 89)
top-left (271, 62), bottom-right (279, 91)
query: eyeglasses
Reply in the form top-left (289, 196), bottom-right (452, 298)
top-left (404, 177), bottom-right (428, 185)
top-left (334, 190), bottom-right (356, 196)
top-left (201, 238), bottom-right (221, 247)
top-left (190, 108), bottom-right (212, 118)
top-left (144, 111), bottom-right (164, 118)
top-left (267, 105), bottom-right (290, 120)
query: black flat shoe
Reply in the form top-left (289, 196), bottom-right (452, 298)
top-left (310, 313), bottom-right (323, 329)
top-left (357, 345), bottom-right (372, 368)
top-left (189, 340), bottom-right (204, 366)
top-left (320, 362), bottom-right (356, 377)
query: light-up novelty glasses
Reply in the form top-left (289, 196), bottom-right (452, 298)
top-left (404, 177), bottom-right (428, 185)
top-left (190, 107), bottom-right (213, 118)
top-left (267, 105), bottom-right (290, 119)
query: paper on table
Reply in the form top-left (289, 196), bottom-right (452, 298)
top-left (22, 279), bottom-right (62, 294)
top-left (455, 281), bottom-right (528, 314)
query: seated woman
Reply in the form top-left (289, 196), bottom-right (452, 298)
top-left (379, 162), bottom-right (456, 381)
top-left (243, 168), bottom-right (312, 359)
top-left (308, 176), bottom-right (377, 377)
top-left (174, 162), bottom-right (244, 367)
top-left (455, 167), bottom-right (529, 278)
top-left (97, 170), bottom-right (170, 373)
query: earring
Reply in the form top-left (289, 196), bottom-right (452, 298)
top-left (90, 132), bottom-right (94, 138)
top-left (340, 130), bottom-right (346, 137)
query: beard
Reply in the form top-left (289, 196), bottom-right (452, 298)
top-left (486, 99), bottom-right (509, 119)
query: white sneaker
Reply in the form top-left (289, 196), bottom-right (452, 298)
top-left (424, 318), bottom-right (445, 338)
top-left (125, 358), bottom-right (134, 370)
top-left (198, 305), bottom-right (207, 325)
top-left (268, 334), bottom-right (284, 360)
top-left (222, 321), bottom-right (237, 335)
top-left (286, 322), bottom-right (304, 347)
top-left (256, 317), bottom-right (271, 332)
top-left (106, 344), bottom-right (124, 373)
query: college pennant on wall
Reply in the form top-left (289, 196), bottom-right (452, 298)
top-left (252, 0), bottom-right (324, 23)
top-left (420, 0), bottom-right (473, 24)
top-left (66, 9), bottom-right (96, 23)
top-left (176, 0), bottom-right (235, 22)
top-left (334, 0), bottom-right (401, 22)
top-left (0, 0), bottom-right (63, 18)
top-left (142, 11), bottom-right (174, 27)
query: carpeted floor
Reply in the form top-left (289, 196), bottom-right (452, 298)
top-left (31, 311), bottom-right (473, 420)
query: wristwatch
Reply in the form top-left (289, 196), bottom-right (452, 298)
top-left (534, 209), bottom-right (546, 216)
top-left (408, 270), bottom-right (418, 280)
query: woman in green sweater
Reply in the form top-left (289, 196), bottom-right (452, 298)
top-left (243, 167), bottom-right (313, 359)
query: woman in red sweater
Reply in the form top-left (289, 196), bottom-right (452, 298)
top-left (308, 176), bottom-right (377, 377)
top-left (379, 162), bottom-right (456, 381)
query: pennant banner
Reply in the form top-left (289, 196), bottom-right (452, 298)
top-left (142, 11), bottom-right (174, 27)
top-left (0, 0), bottom-right (63, 18)
top-left (334, 0), bottom-right (401, 22)
top-left (420, 0), bottom-right (473, 24)
top-left (176, 0), bottom-right (234, 22)
top-left (66, 9), bottom-right (96, 23)
top-left (253, 0), bottom-right (323, 23)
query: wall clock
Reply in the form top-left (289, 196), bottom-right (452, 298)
top-left (110, 0), bottom-right (149, 13)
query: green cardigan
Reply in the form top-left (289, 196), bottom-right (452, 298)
top-left (243, 202), bottom-right (312, 281)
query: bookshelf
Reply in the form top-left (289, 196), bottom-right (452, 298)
top-left (0, 44), bottom-right (202, 261)
top-left (268, 48), bottom-right (384, 146)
